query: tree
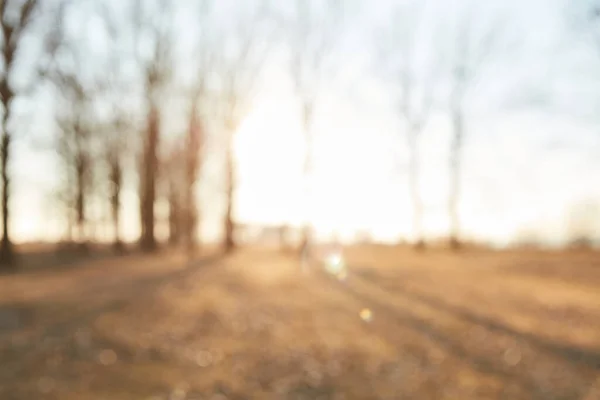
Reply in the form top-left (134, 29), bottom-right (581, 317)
top-left (376, 1), bottom-right (440, 249)
top-left (283, 0), bottom-right (347, 254)
top-left (164, 141), bottom-right (184, 246)
top-left (182, 96), bottom-right (203, 253)
top-left (0, 0), bottom-right (40, 266)
top-left (179, 0), bottom-right (213, 255)
top-left (96, 1), bottom-right (137, 252)
top-left (213, 1), bottom-right (276, 252)
top-left (445, 2), bottom-right (506, 250)
top-left (104, 111), bottom-right (131, 252)
top-left (133, 0), bottom-right (175, 252)
top-left (162, 103), bottom-right (204, 252)
top-left (43, 6), bottom-right (103, 250)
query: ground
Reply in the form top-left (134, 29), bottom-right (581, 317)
top-left (0, 245), bottom-right (599, 399)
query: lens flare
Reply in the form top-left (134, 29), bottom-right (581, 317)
top-left (324, 252), bottom-right (347, 280)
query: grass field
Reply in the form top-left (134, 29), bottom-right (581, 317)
top-left (0, 245), bottom-right (599, 399)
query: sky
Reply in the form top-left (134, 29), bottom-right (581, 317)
top-left (7, 0), bottom-right (600, 247)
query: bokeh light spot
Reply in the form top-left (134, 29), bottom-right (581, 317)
top-left (360, 308), bottom-right (373, 322)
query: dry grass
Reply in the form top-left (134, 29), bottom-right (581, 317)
top-left (0, 245), bottom-right (599, 399)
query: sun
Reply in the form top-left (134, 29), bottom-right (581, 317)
top-left (232, 95), bottom-right (407, 242)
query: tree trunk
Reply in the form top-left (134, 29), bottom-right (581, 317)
top-left (183, 189), bottom-right (197, 255)
top-left (184, 204), bottom-right (197, 254)
top-left (73, 121), bottom-right (90, 252)
top-left (223, 144), bottom-right (235, 253)
top-left (184, 102), bottom-right (201, 256)
top-left (0, 129), bottom-right (13, 266)
top-left (168, 182), bottom-right (180, 246)
top-left (299, 101), bottom-right (314, 255)
top-left (0, 0), bottom-right (40, 267)
top-left (0, 54), bottom-right (14, 267)
top-left (408, 130), bottom-right (424, 250)
top-left (449, 108), bottom-right (463, 250)
top-left (140, 105), bottom-right (159, 252)
top-left (0, 12), bottom-right (14, 268)
top-left (75, 157), bottom-right (86, 246)
top-left (112, 197), bottom-right (123, 252)
top-left (110, 159), bottom-right (123, 252)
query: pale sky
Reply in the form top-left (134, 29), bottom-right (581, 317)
top-left (7, 0), bottom-right (600, 247)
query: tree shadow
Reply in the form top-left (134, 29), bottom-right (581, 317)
top-left (0, 245), bottom-right (139, 277)
top-left (322, 269), bottom-right (597, 399)
top-left (356, 268), bottom-right (600, 370)
top-left (352, 262), bottom-right (600, 335)
top-left (497, 258), bottom-right (600, 289)
top-left (0, 252), bottom-right (225, 382)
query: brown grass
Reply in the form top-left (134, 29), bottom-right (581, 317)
top-left (0, 245), bottom-right (599, 399)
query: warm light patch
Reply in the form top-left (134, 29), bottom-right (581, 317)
top-left (360, 308), bottom-right (373, 322)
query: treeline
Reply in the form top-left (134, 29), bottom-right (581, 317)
top-left (0, 0), bottom-right (595, 268)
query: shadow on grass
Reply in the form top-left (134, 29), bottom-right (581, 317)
top-left (498, 258), bottom-right (600, 288)
top-left (0, 246), bottom-right (136, 277)
top-left (321, 268), bottom-right (598, 399)
top-left (355, 267), bottom-right (600, 371)
top-left (0, 252), bottom-right (225, 383)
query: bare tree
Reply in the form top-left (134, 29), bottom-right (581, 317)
top-left (108, 135), bottom-right (124, 250)
top-left (47, 94), bottom-right (93, 249)
top-left (445, 3), bottom-right (506, 250)
top-left (164, 141), bottom-right (184, 246)
top-left (43, 9), bottom-right (103, 250)
top-left (162, 109), bottom-right (203, 252)
top-left (178, 0), bottom-right (213, 255)
top-left (182, 96), bottom-right (203, 253)
top-left (213, 2), bottom-right (276, 253)
top-left (376, 2), bottom-right (440, 249)
top-left (95, 1), bottom-right (137, 252)
top-left (0, 0), bottom-right (41, 266)
top-left (132, 0), bottom-right (174, 252)
top-left (102, 109), bottom-right (132, 252)
top-left (283, 0), bottom-right (347, 255)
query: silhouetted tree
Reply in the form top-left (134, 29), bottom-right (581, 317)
top-left (44, 19), bottom-right (100, 249)
top-left (164, 141), bottom-right (184, 246)
top-left (183, 97), bottom-right (203, 253)
top-left (104, 113), bottom-right (130, 252)
top-left (446, 3), bottom-right (506, 250)
top-left (40, 0), bottom-right (135, 251)
top-left (161, 101), bottom-right (204, 251)
top-left (97, 1), bottom-right (137, 252)
top-left (214, 2), bottom-right (276, 253)
top-left (0, 0), bottom-right (41, 266)
top-left (133, 0), bottom-right (174, 252)
top-left (283, 0), bottom-right (347, 255)
top-left (376, 2), bottom-right (441, 249)
top-left (161, 102), bottom-right (203, 252)
top-left (182, 0), bottom-right (213, 255)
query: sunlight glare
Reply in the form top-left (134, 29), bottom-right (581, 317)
top-left (324, 252), bottom-right (347, 281)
